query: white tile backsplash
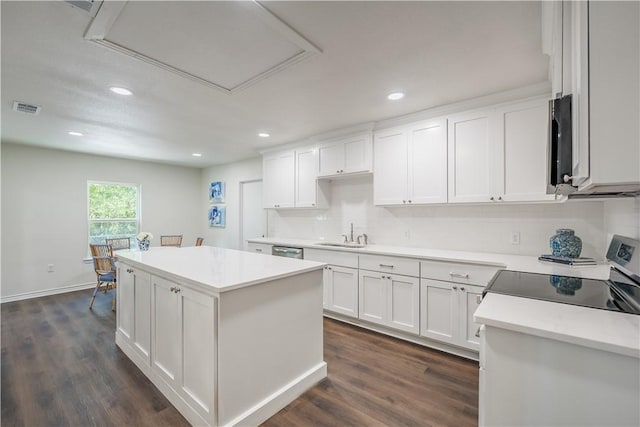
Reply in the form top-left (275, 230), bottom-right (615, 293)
top-left (268, 176), bottom-right (611, 259)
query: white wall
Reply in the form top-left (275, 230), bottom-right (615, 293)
top-left (201, 157), bottom-right (262, 250)
top-left (1, 143), bottom-right (201, 301)
top-left (267, 176), bottom-right (610, 259)
top-left (603, 197), bottom-right (640, 243)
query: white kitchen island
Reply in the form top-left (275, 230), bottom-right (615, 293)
top-left (114, 246), bottom-right (326, 427)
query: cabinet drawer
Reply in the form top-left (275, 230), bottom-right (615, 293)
top-left (247, 242), bottom-right (273, 255)
top-left (360, 254), bottom-right (419, 277)
top-left (305, 248), bottom-right (358, 268)
top-left (421, 260), bottom-right (500, 286)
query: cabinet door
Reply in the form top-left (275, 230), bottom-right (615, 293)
top-left (246, 242), bottom-right (272, 255)
top-left (373, 127), bottom-right (408, 205)
top-left (459, 285), bottom-right (484, 351)
top-left (387, 274), bottom-right (420, 334)
top-left (133, 270), bottom-right (151, 361)
top-left (326, 266), bottom-right (358, 318)
top-left (408, 119), bottom-right (448, 204)
top-left (151, 276), bottom-right (180, 385)
top-left (358, 270), bottom-right (386, 326)
top-left (343, 133), bottom-right (372, 174)
top-left (317, 141), bottom-right (344, 177)
top-left (420, 279), bottom-right (457, 344)
top-left (295, 146), bottom-right (318, 207)
top-left (178, 286), bottom-right (216, 424)
top-left (117, 264), bottom-right (134, 342)
top-left (496, 98), bottom-right (556, 202)
top-left (263, 151), bottom-right (295, 208)
top-left (448, 110), bottom-right (497, 203)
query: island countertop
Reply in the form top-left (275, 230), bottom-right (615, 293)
top-left (115, 246), bottom-right (325, 293)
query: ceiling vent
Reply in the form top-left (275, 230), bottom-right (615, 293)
top-left (65, 0), bottom-right (102, 17)
top-left (13, 101), bottom-right (42, 115)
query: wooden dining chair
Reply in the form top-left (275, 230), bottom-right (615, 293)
top-left (160, 235), bottom-right (183, 247)
top-left (195, 237), bottom-right (204, 246)
top-left (105, 237), bottom-right (131, 251)
top-left (89, 244), bottom-right (117, 311)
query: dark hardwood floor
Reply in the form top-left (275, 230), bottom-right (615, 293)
top-left (1, 289), bottom-right (478, 426)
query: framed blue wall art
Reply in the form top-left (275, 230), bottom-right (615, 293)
top-left (208, 205), bottom-right (226, 228)
top-left (209, 181), bottom-right (225, 203)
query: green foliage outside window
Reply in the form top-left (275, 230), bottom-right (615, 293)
top-left (88, 182), bottom-right (139, 247)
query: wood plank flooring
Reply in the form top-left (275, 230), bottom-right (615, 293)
top-left (1, 289), bottom-right (478, 426)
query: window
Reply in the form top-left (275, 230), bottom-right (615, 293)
top-left (88, 181), bottom-right (140, 248)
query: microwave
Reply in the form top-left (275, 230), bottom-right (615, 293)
top-left (547, 94), bottom-right (577, 195)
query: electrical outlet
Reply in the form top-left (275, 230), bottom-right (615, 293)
top-left (47, 264), bottom-right (54, 272)
top-left (510, 232), bottom-right (520, 245)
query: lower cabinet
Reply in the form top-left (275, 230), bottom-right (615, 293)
top-left (151, 275), bottom-right (216, 425)
top-left (420, 279), bottom-right (483, 351)
top-left (117, 264), bottom-right (151, 363)
top-left (323, 265), bottom-right (358, 318)
top-left (359, 270), bottom-right (420, 334)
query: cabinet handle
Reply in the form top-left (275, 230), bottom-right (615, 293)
top-left (175, 288), bottom-right (181, 293)
top-left (255, 248), bottom-right (262, 252)
top-left (408, 200), bottom-right (412, 203)
top-left (379, 264), bottom-right (394, 269)
top-left (477, 295), bottom-right (482, 304)
top-left (336, 170), bottom-right (340, 173)
top-left (402, 200), bottom-right (406, 204)
top-left (449, 272), bottom-right (469, 279)
top-left (498, 196), bottom-right (503, 201)
top-left (490, 196), bottom-right (494, 201)
top-left (475, 327), bottom-right (481, 338)
top-left (127, 268), bottom-right (133, 273)
top-left (453, 286), bottom-right (458, 290)
top-left (170, 286), bottom-right (176, 292)
top-left (461, 287), bottom-right (465, 291)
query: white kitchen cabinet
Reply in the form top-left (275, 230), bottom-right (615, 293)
top-left (323, 265), bottom-right (358, 318)
top-left (496, 98), bottom-right (556, 202)
top-left (116, 264), bottom-right (151, 364)
top-left (420, 278), bottom-right (483, 351)
top-left (151, 275), bottom-right (216, 425)
top-left (263, 147), bottom-right (328, 209)
top-left (246, 242), bottom-right (273, 255)
top-left (448, 97), bottom-right (555, 204)
top-left (359, 270), bottom-right (420, 334)
top-left (317, 132), bottom-right (372, 177)
top-left (548, 1), bottom-right (640, 194)
top-left (263, 150), bottom-right (295, 208)
top-left (374, 119), bottom-right (447, 205)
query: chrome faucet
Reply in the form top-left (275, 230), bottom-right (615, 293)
top-left (350, 223), bottom-right (354, 243)
top-left (357, 233), bottom-right (368, 245)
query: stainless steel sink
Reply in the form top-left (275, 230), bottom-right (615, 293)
top-left (315, 242), bottom-right (366, 248)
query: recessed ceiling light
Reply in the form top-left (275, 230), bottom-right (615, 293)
top-left (258, 133), bottom-right (270, 138)
top-left (192, 153), bottom-right (202, 157)
top-left (387, 92), bottom-right (405, 101)
top-left (68, 131), bottom-right (83, 136)
top-left (109, 87), bottom-right (133, 96)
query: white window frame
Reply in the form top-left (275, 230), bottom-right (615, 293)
top-left (87, 180), bottom-right (141, 250)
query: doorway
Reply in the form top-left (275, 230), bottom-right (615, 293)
top-left (239, 179), bottom-right (266, 250)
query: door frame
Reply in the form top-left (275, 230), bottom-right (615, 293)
top-left (238, 179), bottom-right (266, 249)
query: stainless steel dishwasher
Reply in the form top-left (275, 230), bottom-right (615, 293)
top-left (272, 246), bottom-right (303, 259)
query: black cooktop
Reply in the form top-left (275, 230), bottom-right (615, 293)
top-left (484, 269), bottom-right (640, 315)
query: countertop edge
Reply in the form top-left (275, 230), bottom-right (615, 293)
top-left (474, 293), bottom-right (640, 359)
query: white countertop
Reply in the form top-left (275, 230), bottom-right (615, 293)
top-left (248, 237), bottom-right (612, 279)
top-left (475, 293), bottom-right (640, 358)
top-left (116, 246), bottom-right (325, 293)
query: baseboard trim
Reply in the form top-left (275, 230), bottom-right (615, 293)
top-left (222, 362), bottom-right (328, 427)
top-left (1, 282), bottom-right (95, 304)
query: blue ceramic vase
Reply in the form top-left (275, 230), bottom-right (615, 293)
top-left (138, 239), bottom-right (150, 251)
top-left (550, 228), bottom-right (582, 258)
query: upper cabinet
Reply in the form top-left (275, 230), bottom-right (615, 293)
top-left (547, 1), bottom-right (640, 194)
top-left (263, 150), bottom-right (295, 209)
top-left (374, 118), bottom-right (447, 206)
top-left (317, 132), bottom-right (373, 177)
top-left (448, 97), bottom-right (556, 204)
top-left (263, 146), bottom-right (329, 209)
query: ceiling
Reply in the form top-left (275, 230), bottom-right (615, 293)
top-left (1, 1), bottom-right (549, 168)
